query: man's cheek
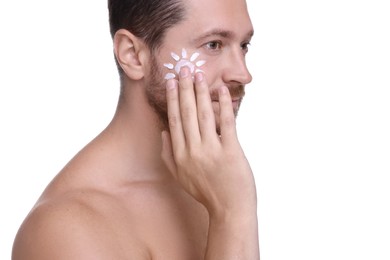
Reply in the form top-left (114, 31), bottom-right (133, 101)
top-left (162, 48), bottom-right (207, 80)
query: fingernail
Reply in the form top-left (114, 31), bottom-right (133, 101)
top-left (166, 79), bottom-right (176, 90)
top-left (195, 72), bottom-right (204, 83)
top-left (219, 85), bottom-right (228, 94)
top-left (180, 66), bottom-right (190, 78)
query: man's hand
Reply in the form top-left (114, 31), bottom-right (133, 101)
top-left (161, 66), bottom-right (259, 259)
top-left (161, 66), bottom-right (257, 219)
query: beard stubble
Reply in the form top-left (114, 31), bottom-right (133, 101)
top-left (145, 56), bottom-right (245, 134)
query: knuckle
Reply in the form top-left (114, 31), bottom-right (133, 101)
top-left (174, 152), bottom-right (186, 164)
top-left (188, 147), bottom-right (202, 161)
top-left (181, 106), bottom-right (194, 120)
top-left (198, 109), bottom-right (211, 122)
top-left (221, 115), bottom-right (236, 127)
top-left (168, 113), bottom-right (180, 128)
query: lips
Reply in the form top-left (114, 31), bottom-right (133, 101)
top-left (231, 98), bottom-right (242, 111)
top-left (231, 96), bottom-right (242, 102)
top-left (211, 97), bottom-right (242, 102)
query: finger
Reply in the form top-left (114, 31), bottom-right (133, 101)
top-left (218, 86), bottom-right (238, 145)
top-left (178, 66), bottom-right (201, 143)
top-left (166, 79), bottom-right (185, 152)
top-left (194, 72), bottom-right (218, 142)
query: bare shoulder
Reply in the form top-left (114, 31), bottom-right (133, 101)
top-left (12, 190), bottom-right (151, 260)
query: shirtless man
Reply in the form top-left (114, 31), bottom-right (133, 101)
top-left (12, 0), bottom-right (259, 259)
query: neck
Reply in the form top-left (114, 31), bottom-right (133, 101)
top-left (100, 81), bottom-right (170, 183)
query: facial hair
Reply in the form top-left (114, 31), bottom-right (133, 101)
top-left (145, 55), bottom-right (170, 131)
top-left (145, 55), bottom-right (246, 133)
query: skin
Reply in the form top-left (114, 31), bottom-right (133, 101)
top-left (12, 0), bottom-right (259, 259)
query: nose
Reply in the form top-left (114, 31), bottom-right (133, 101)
top-left (221, 48), bottom-right (252, 85)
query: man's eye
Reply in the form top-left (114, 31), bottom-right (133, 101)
top-left (241, 42), bottom-right (251, 53)
top-left (206, 41), bottom-right (222, 50)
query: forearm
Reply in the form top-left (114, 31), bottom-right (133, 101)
top-left (205, 207), bottom-right (260, 260)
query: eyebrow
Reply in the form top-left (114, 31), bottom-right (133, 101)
top-left (192, 29), bottom-right (254, 44)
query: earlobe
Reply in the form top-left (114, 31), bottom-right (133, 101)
top-left (113, 29), bottom-right (146, 80)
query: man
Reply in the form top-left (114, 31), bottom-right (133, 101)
top-left (12, 0), bottom-right (259, 259)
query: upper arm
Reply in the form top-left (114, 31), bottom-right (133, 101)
top-left (12, 201), bottom-right (150, 260)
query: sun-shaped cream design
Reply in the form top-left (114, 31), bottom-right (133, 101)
top-left (164, 48), bottom-right (206, 80)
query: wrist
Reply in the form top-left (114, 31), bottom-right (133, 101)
top-left (207, 199), bottom-right (258, 224)
top-left (205, 202), bottom-right (259, 259)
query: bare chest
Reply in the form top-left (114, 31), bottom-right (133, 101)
top-left (108, 184), bottom-right (209, 259)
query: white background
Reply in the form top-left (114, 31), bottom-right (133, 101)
top-left (1, 0), bottom-right (389, 259)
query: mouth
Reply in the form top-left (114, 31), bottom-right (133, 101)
top-left (210, 85), bottom-right (245, 113)
top-left (231, 97), bottom-right (243, 111)
top-left (211, 96), bottom-right (242, 103)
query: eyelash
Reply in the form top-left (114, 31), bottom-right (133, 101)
top-left (241, 42), bottom-right (251, 53)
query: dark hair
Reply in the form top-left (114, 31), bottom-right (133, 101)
top-left (108, 0), bottom-right (186, 77)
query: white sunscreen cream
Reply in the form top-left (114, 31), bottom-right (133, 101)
top-left (164, 48), bottom-right (206, 80)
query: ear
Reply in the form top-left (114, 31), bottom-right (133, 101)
top-left (113, 29), bottom-right (148, 80)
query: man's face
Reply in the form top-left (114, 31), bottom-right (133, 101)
top-left (145, 0), bottom-right (254, 130)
